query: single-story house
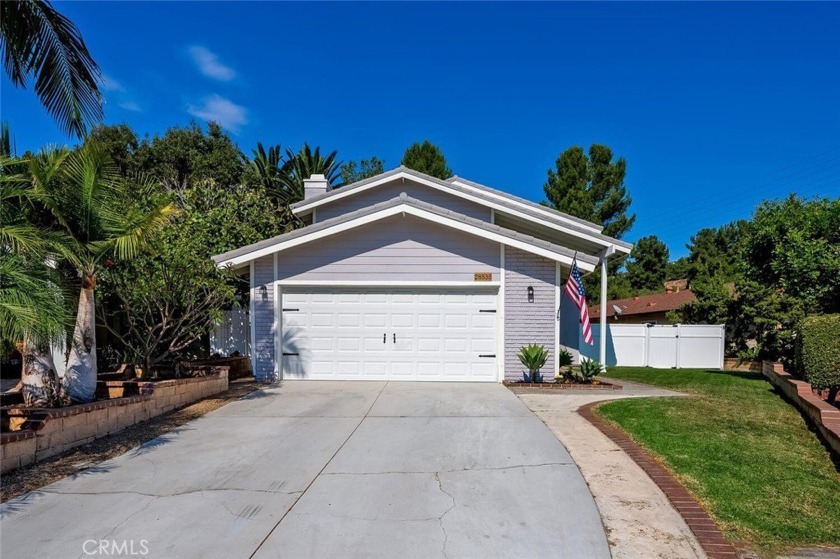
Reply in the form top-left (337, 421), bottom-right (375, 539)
top-left (589, 281), bottom-right (696, 325)
top-left (213, 167), bottom-right (631, 382)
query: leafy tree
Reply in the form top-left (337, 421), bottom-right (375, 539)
top-left (279, 143), bottom-right (342, 202)
top-left (97, 181), bottom-right (294, 369)
top-left (135, 121), bottom-right (245, 199)
top-left (625, 235), bottom-right (669, 292)
top-left (341, 156), bottom-right (385, 185)
top-left (27, 146), bottom-right (178, 402)
top-left (84, 124), bottom-right (140, 175)
top-left (0, 0), bottom-right (103, 137)
top-left (543, 144), bottom-right (635, 240)
top-left (401, 141), bottom-right (452, 179)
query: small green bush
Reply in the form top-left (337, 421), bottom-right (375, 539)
top-left (578, 359), bottom-right (602, 382)
top-left (518, 344), bottom-right (549, 382)
top-left (798, 314), bottom-right (840, 403)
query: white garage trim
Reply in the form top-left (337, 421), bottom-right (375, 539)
top-left (278, 287), bottom-right (499, 382)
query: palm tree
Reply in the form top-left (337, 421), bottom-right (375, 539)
top-left (280, 144), bottom-right (342, 203)
top-left (28, 146), bottom-right (178, 402)
top-left (248, 142), bottom-right (287, 200)
top-left (0, 154), bottom-right (70, 406)
top-left (0, 0), bottom-right (103, 138)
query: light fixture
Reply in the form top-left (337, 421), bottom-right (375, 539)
top-left (259, 285), bottom-right (268, 300)
top-left (527, 286), bottom-right (534, 303)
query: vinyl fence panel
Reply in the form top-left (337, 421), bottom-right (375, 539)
top-left (211, 305), bottom-right (250, 357)
top-left (579, 324), bottom-right (724, 369)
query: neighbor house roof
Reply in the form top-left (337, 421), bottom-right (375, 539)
top-left (589, 289), bottom-right (697, 319)
top-left (214, 193), bottom-right (601, 271)
top-left (290, 166), bottom-right (632, 256)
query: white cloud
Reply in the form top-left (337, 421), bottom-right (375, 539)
top-left (118, 101), bottom-right (142, 112)
top-left (100, 74), bottom-right (124, 92)
top-left (188, 46), bottom-right (236, 81)
top-left (187, 94), bottom-right (247, 132)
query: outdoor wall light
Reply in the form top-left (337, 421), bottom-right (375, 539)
top-left (259, 285), bottom-right (268, 300)
top-left (527, 286), bottom-right (534, 303)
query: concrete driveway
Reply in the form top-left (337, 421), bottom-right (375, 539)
top-left (1, 381), bottom-right (609, 559)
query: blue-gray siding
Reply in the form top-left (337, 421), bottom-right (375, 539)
top-left (504, 246), bottom-right (557, 381)
top-left (276, 215), bottom-right (500, 282)
top-left (315, 181), bottom-right (491, 222)
top-left (252, 255), bottom-right (276, 381)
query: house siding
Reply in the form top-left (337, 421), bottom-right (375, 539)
top-left (276, 214), bottom-right (500, 282)
top-left (315, 181), bottom-right (491, 222)
top-left (504, 246), bottom-right (557, 381)
top-left (252, 255), bottom-right (276, 381)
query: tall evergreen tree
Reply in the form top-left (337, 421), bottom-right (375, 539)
top-left (341, 156), bottom-right (385, 185)
top-left (401, 141), bottom-right (452, 179)
top-left (543, 144), bottom-right (634, 239)
top-left (625, 235), bottom-right (669, 292)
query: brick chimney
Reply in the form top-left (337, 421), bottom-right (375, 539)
top-left (304, 174), bottom-right (330, 200)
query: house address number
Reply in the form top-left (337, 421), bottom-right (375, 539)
top-left (474, 272), bottom-right (493, 282)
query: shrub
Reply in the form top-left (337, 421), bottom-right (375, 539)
top-left (798, 314), bottom-right (840, 403)
top-left (578, 359), bottom-right (602, 382)
top-left (517, 344), bottom-right (549, 383)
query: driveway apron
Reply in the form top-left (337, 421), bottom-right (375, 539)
top-left (1, 381), bottom-right (610, 559)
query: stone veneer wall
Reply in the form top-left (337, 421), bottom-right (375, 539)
top-left (0, 368), bottom-right (229, 474)
top-left (504, 246), bottom-right (557, 381)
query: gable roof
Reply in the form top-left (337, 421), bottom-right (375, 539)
top-left (589, 289), bottom-right (697, 319)
top-left (291, 166), bottom-right (632, 256)
top-left (214, 193), bottom-right (600, 271)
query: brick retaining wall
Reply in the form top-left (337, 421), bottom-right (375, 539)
top-left (761, 360), bottom-right (840, 456)
top-left (1, 368), bottom-right (228, 474)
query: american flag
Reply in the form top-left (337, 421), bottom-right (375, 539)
top-left (564, 259), bottom-right (594, 345)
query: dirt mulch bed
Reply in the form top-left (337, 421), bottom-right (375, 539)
top-left (504, 380), bottom-right (622, 393)
top-left (1, 378), bottom-right (262, 503)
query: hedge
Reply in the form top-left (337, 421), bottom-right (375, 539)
top-left (798, 314), bottom-right (840, 402)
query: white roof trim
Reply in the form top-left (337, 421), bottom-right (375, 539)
top-left (292, 170), bottom-right (630, 254)
top-left (215, 200), bottom-right (597, 272)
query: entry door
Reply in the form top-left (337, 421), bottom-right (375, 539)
top-left (280, 288), bottom-right (498, 381)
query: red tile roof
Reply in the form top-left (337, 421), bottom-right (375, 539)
top-left (589, 289), bottom-right (696, 318)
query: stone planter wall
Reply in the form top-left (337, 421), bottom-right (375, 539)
top-left (0, 367), bottom-right (228, 474)
top-left (761, 360), bottom-right (840, 456)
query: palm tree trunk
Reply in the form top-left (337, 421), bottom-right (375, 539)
top-left (64, 274), bottom-right (98, 403)
top-left (21, 335), bottom-right (68, 407)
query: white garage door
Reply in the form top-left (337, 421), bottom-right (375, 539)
top-left (280, 288), bottom-right (498, 381)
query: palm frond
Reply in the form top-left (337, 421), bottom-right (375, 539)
top-left (0, 253), bottom-right (69, 346)
top-left (0, 0), bottom-right (103, 138)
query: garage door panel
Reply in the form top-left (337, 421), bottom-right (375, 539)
top-left (281, 289), bottom-right (498, 381)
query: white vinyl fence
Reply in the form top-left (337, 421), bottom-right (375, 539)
top-left (577, 324), bottom-right (725, 369)
top-left (211, 305), bottom-right (250, 357)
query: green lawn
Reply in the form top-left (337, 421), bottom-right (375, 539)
top-left (598, 367), bottom-right (840, 556)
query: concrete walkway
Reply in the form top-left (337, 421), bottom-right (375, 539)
top-left (513, 380), bottom-right (707, 559)
top-left (1, 381), bottom-right (610, 559)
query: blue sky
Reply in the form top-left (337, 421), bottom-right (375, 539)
top-left (3, 2), bottom-right (839, 258)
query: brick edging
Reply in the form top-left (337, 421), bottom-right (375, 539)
top-left (578, 401), bottom-right (739, 559)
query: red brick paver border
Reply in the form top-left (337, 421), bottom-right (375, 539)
top-left (578, 401), bottom-right (739, 559)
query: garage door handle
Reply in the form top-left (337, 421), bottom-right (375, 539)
top-left (479, 354), bottom-right (496, 358)
top-left (383, 333), bottom-right (386, 344)
top-left (393, 333), bottom-right (396, 343)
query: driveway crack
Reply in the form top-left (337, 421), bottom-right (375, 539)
top-left (435, 472), bottom-right (456, 559)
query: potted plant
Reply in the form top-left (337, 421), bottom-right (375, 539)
top-left (517, 344), bottom-right (549, 383)
top-left (555, 350), bottom-right (574, 383)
